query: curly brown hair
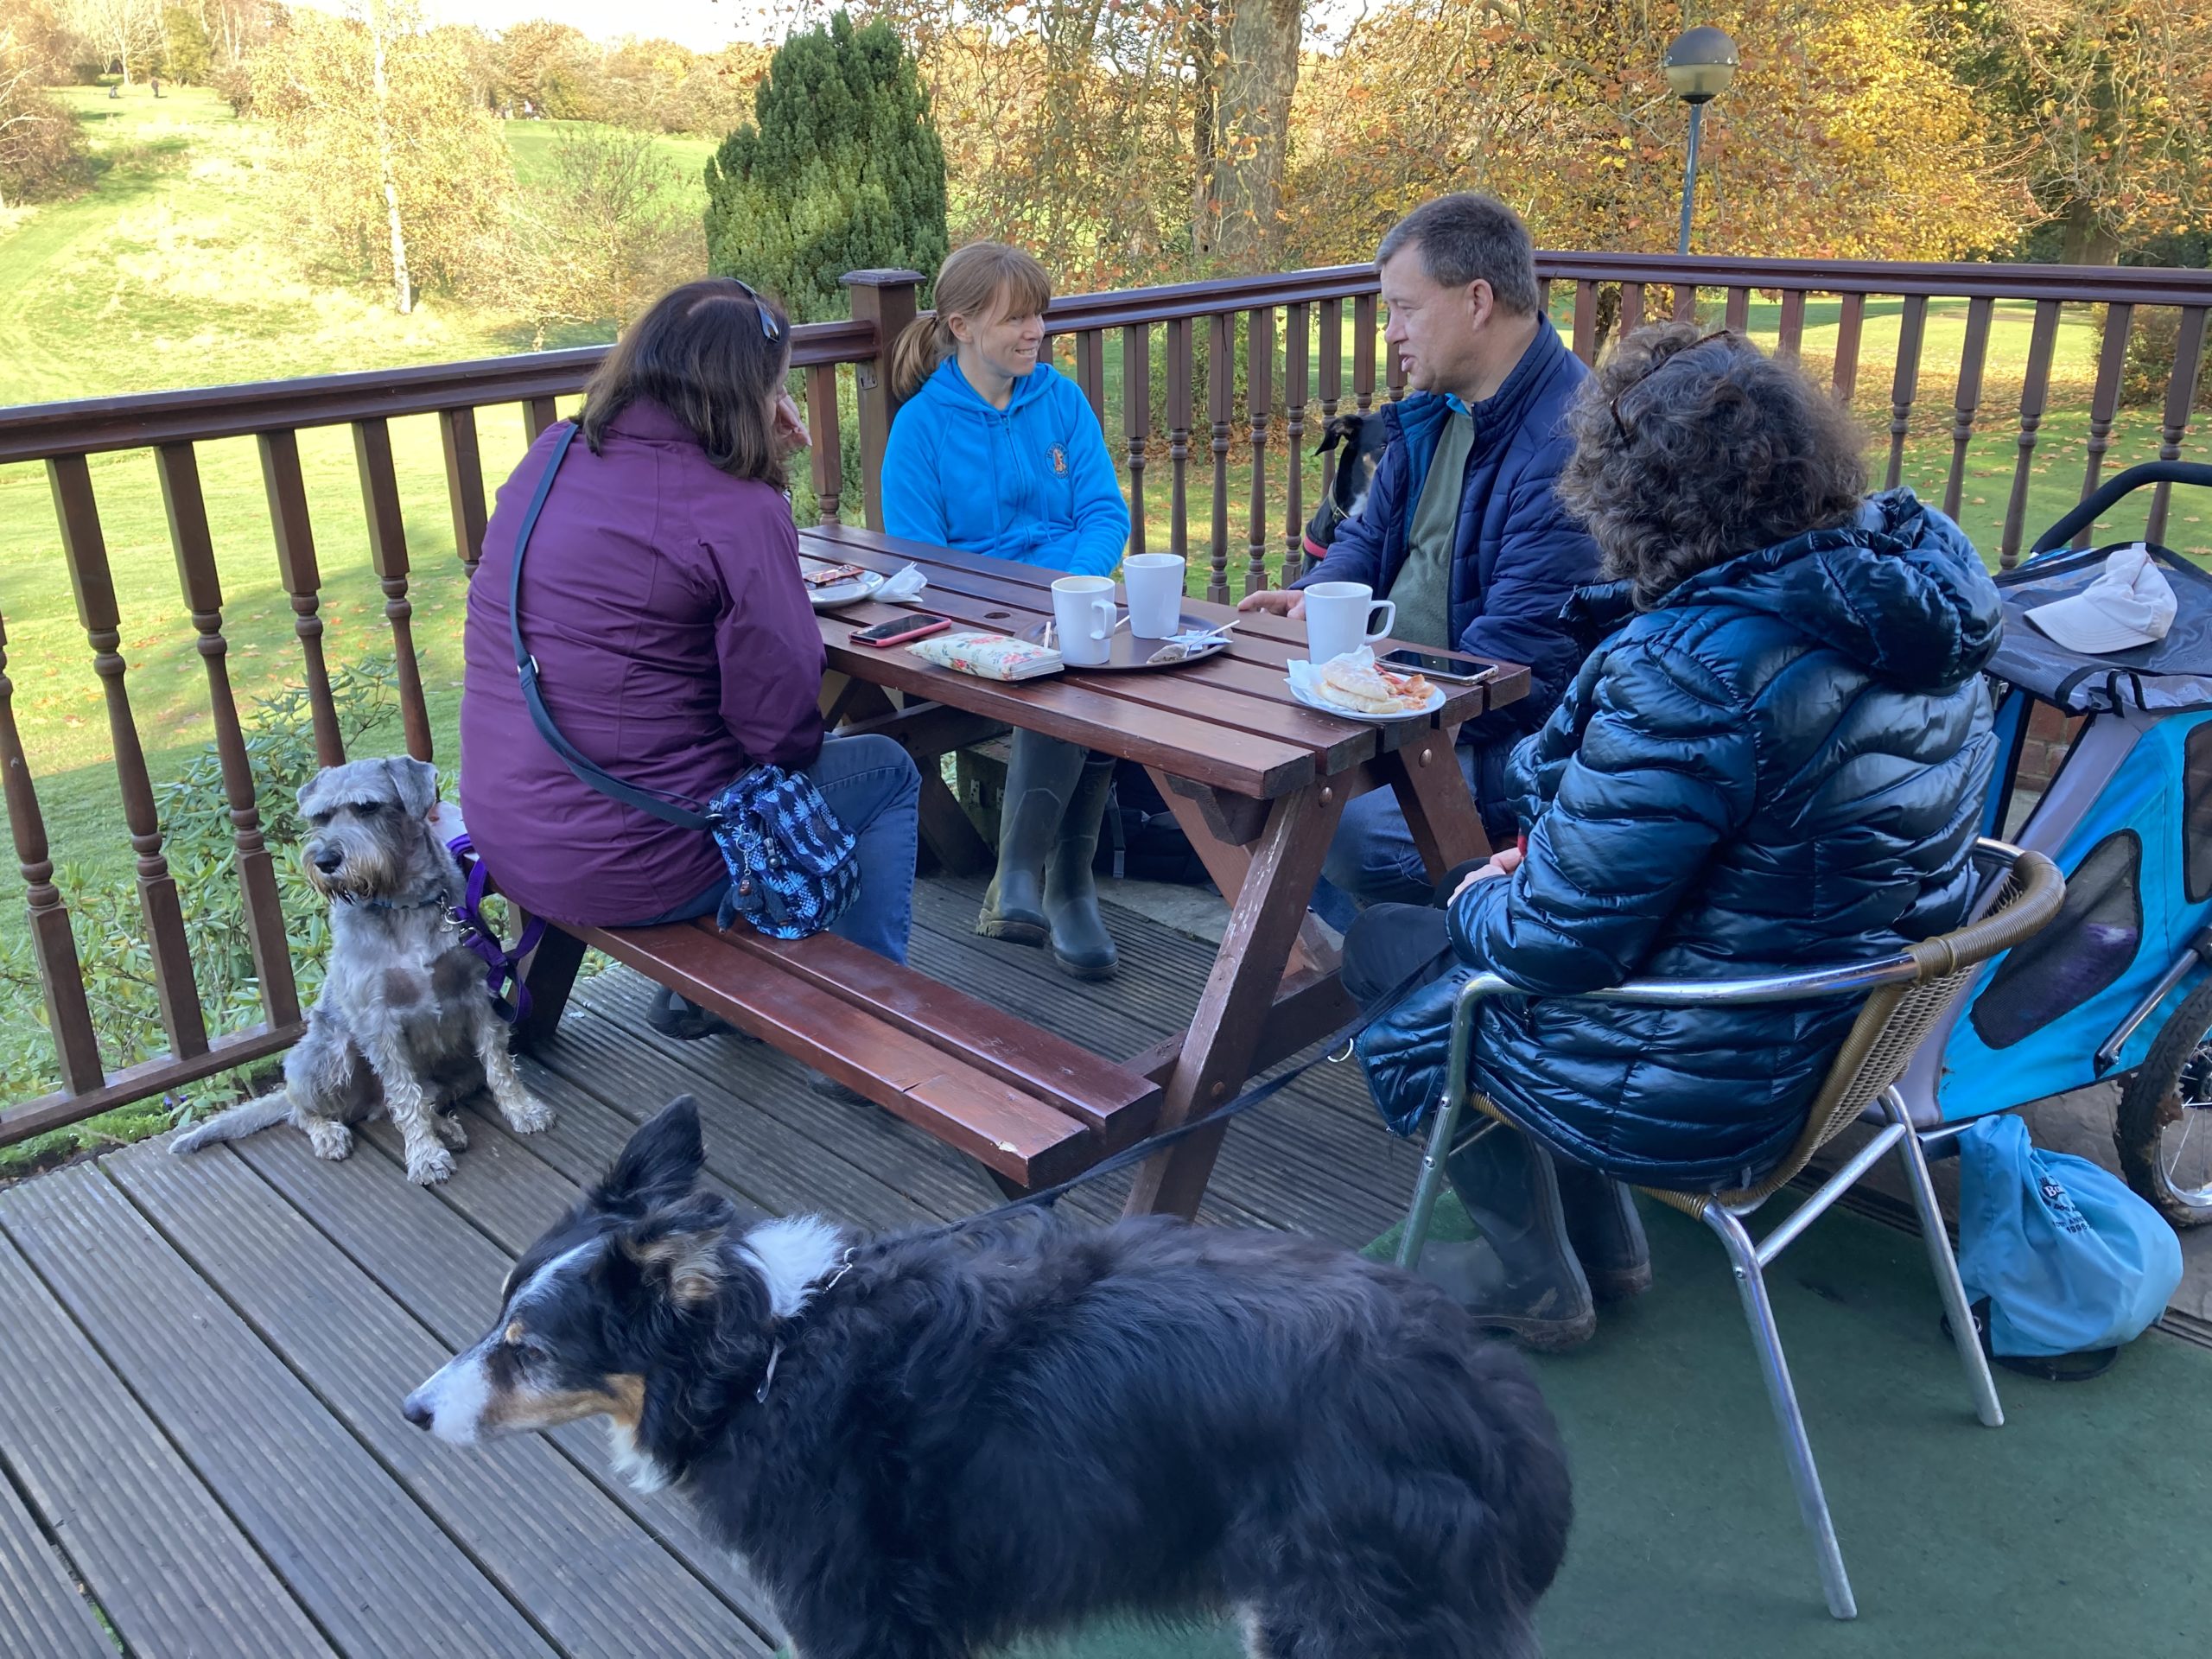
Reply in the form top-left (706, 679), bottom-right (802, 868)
top-left (1556, 324), bottom-right (1870, 607)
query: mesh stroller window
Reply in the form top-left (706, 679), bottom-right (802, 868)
top-left (2188, 724), bottom-right (2212, 905)
top-left (1971, 831), bottom-right (2142, 1051)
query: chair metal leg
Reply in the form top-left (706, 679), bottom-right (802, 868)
top-left (1884, 1091), bottom-right (2004, 1428)
top-left (1703, 1204), bottom-right (1858, 1620)
top-left (1395, 1084), bottom-right (1467, 1271)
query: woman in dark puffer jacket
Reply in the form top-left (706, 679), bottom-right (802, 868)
top-left (1343, 325), bottom-right (2003, 1349)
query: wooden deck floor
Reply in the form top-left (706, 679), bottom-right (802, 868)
top-left (0, 876), bottom-right (1414, 1657)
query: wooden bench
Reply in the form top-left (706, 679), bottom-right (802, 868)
top-left (513, 920), bottom-right (1163, 1193)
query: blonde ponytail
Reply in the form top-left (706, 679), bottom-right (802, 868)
top-left (890, 241), bottom-right (1055, 404)
top-left (892, 314), bottom-right (957, 402)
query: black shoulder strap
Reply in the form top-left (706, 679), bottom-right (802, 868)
top-left (508, 423), bottom-right (712, 830)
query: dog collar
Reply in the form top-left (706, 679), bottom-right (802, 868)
top-left (753, 1248), bottom-right (858, 1405)
top-left (349, 883), bottom-right (459, 915)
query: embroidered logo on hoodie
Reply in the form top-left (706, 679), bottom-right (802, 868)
top-left (1049, 443), bottom-right (1068, 475)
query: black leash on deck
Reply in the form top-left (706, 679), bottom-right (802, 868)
top-left (951, 956), bottom-right (1446, 1230)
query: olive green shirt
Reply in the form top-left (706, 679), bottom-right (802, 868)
top-left (1388, 408), bottom-right (1473, 650)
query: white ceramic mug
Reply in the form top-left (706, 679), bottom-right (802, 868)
top-left (1051, 575), bottom-right (1118, 666)
top-left (1304, 581), bottom-right (1396, 664)
top-left (1122, 553), bottom-right (1186, 638)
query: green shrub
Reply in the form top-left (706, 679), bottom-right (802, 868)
top-left (0, 658), bottom-right (404, 1176)
top-left (702, 10), bottom-right (947, 323)
top-left (2120, 307), bottom-right (2212, 412)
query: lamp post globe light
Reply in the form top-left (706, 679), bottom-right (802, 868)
top-left (1662, 25), bottom-right (1738, 257)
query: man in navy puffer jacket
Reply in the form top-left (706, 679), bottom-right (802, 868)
top-left (1239, 194), bottom-right (1599, 911)
top-left (1344, 326), bottom-right (2003, 1349)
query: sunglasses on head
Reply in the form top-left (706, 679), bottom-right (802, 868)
top-left (1609, 328), bottom-right (1736, 442)
top-left (728, 277), bottom-right (785, 342)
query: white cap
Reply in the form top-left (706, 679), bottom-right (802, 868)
top-left (2024, 544), bottom-right (2177, 656)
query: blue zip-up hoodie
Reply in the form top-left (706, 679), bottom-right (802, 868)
top-left (880, 359), bottom-right (1130, 575)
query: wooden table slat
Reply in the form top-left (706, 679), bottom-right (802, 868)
top-left (0, 1165), bottom-right (555, 1659)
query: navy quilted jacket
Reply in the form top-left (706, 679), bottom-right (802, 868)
top-left (1445, 490), bottom-right (2003, 1190)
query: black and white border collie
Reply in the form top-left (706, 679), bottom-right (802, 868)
top-left (404, 1098), bottom-right (1573, 1658)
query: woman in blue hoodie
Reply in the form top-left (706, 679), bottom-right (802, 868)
top-left (882, 244), bottom-right (1132, 977)
top-left (1344, 325), bottom-right (2003, 1348)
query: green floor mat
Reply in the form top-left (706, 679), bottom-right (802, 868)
top-left (1000, 1191), bottom-right (2209, 1657)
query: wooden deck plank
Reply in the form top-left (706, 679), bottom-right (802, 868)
top-left (0, 1165), bottom-right (554, 1659)
top-left (231, 1128), bottom-right (788, 1641)
top-left (0, 1411), bottom-right (144, 1659)
top-left (0, 1222), bottom-right (337, 1659)
top-left (106, 1141), bottom-right (777, 1659)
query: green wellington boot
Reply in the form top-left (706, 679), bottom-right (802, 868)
top-left (977, 728), bottom-right (1085, 946)
top-left (1555, 1158), bottom-right (1653, 1302)
top-left (1416, 1123), bottom-right (1597, 1351)
top-left (1042, 752), bottom-right (1119, 980)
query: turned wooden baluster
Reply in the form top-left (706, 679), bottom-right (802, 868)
top-left (1282, 300), bottom-right (1308, 583)
top-left (1124, 324), bottom-right (1151, 559)
top-left (157, 441), bottom-right (302, 1032)
top-left (1998, 300), bottom-right (2062, 569)
top-left (1353, 294), bottom-right (1378, 413)
top-left (1317, 300), bottom-right (1343, 510)
top-left (806, 363), bottom-right (844, 526)
top-left (1167, 317), bottom-right (1193, 572)
top-left (439, 406), bottom-right (490, 572)
top-left (257, 429), bottom-right (344, 767)
top-left (0, 608), bottom-right (103, 1095)
top-left (1077, 330), bottom-right (1106, 429)
top-left (1243, 306), bottom-right (1274, 596)
top-left (353, 417), bottom-right (434, 761)
top-left (1885, 295), bottom-right (1929, 492)
top-left (1571, 280), bottom-right (1598, 364)
top-left (47, 454), bottom-right (209, 1061)
top-left (1942, 296), bottom-right (1996, 521)
top-left (524, 397), bottom-right (559, 441)
top-left (1620, 283), bottom-right (1646, 337)
top-left (2075, 303), bottom-right (2134, 547)
top-left (1672, 282), bottom-right (1698, 323)
top-left (1831, 292), bottom-right (1866, 404)
top-left (1723, 287), bottom-right (1751, 336)
top-left (1207, 312), bottom-right (1233, 605)
top-left (2146, 308), bottom-right (2209, 548)
top-left (1777, 289), bottom-right (1807, 359)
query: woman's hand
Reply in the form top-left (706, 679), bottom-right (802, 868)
top-left (1449, 844), bottom-right (1524, 904)
top-left (772, 391), bottom-right (810, 457)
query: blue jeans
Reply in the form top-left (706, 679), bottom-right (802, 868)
top-left (1313, 743), bottom-right (1491, 932)
top-left (634, 734), bottom-right (920, 963)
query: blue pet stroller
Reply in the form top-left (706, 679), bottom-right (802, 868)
top-left (1893, 461), bottom-right (2212, 1226)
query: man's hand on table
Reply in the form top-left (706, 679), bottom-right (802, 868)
top-left (1449, 845), bottom-right (1523, 905)
top-left (1236, 588), bottom-right (1306, 620)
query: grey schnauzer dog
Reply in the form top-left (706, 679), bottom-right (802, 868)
top-left (172, 756), bottom-right (554, 1184)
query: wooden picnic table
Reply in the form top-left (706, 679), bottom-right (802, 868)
top-left (798, 524), bottom-right (1529, 1219)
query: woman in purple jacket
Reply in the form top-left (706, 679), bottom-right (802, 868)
top-left (461, 278), bottom-right (920, 1039)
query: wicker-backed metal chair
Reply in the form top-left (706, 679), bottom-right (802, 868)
top-left (1394, 838), bottom-right (2066, 1620)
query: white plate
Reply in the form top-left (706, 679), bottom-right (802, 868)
top-left (1287, 676), bottom-right (1447, 723)
top-left (806, 571), bottom-right (884, 609)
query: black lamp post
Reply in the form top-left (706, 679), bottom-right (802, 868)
top-left (1662, 25), bottom-right (1738, 256)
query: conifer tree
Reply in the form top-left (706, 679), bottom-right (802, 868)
top-left (703, 10), bottom-right (947, 321)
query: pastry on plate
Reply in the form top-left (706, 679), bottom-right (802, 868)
top-left (1317, 656), bottom-right (1434, 715)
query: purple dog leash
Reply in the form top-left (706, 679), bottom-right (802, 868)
top-left (443, 831), bottom-right (546, 1025)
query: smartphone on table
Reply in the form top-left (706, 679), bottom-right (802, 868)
top-left (1376, 647), bottom-right (1493, 683)
top-left (850, 613), bottom-right (953, 648)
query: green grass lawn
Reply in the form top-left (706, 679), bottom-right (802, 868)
top-left (1, 80), bottom-right (2207, 1156)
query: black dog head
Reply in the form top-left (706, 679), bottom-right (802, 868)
top-left (402, 1097), bottom-right (754, 1462)
top-left (1302, 411), bottom-right (1389, 560)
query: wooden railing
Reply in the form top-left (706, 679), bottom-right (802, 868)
top-left (1, 252), bottom-right (2208, 1142)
